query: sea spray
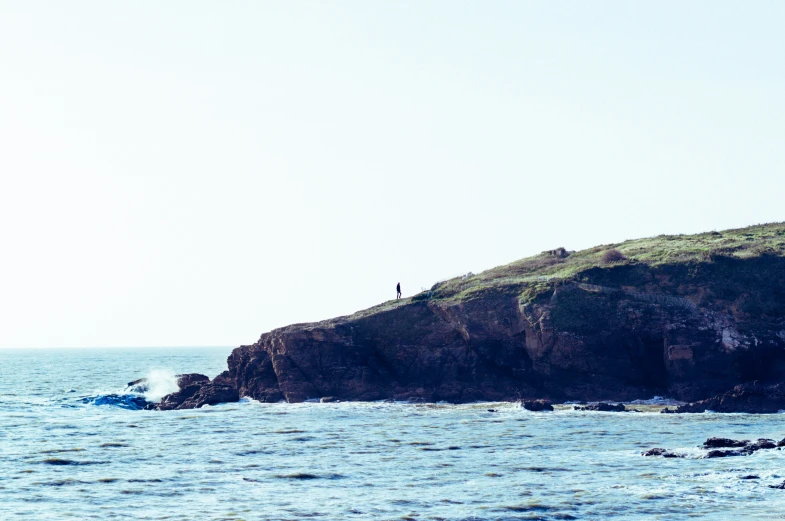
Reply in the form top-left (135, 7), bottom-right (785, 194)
top-left (142, 369), bottom-right (179, 402)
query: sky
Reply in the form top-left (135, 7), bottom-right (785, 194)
top-left (1, 1), bottom-right (783, 348)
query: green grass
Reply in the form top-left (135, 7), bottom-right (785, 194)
top-left (412, 222), bottom-right (785, 305)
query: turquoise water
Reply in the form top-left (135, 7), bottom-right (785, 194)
top-left (1, 348), bottom-right (785, 520)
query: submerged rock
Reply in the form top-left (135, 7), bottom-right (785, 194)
top-left (705, 449), bottom-right (744, 458)
top-left (523, 400), bottom-right (553, 412)
top-left (574, 403), bottom-right (626, 412)
top-left (642, 448), bottom-right (684, 458)
top-left (647, 436), bottom-right (781, 460)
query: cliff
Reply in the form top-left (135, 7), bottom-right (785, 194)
top-left (163, 223), bottom-right (785, 408)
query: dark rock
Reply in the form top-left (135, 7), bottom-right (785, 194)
top-left (777, 438), bottom-right (785, 447)
top-left (320, 396), bottom-right (340, 403)
top-left (769, 481), bottom-right (785, 489)
top-left (740, 475), bottom-right (759, 480)
top-left (703, 437), bottom-right (749, 448)
top-left (574, 403), bottom-right (626, 412)
top-left (642, 447), bottom-right (684, 458)
top-left (177, 373), bottom-right (209, 388)
top-left (157, 372), bottom-right (240, 411)
top-left (125, 378), bottom-right (149, 393)
top-left (705, 449), bottom-right (744, 458)
top-left (700, 438), bottom-right (778, 457)
top-left (743, 438), bottom-right (776, 453)
top-left (175, 384), bottom-right (239, 409)
top-left (645, 436), bottom-right (779, 461)
top-left (157, 383), bottom-right (202, 411)
top-left (523, 400), bottom-right (553, 412)
top-left (670, 382), bottom-right (785, 414)
top-left (486, 409), bottom-right (497, 412)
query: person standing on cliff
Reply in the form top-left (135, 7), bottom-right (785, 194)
top-left (396, 282), bottom-right (401, 299)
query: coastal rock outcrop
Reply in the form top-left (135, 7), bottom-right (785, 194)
top-left (160, 224), bottom-right (785, 408)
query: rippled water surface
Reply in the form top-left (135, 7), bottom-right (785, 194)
top-left (2, 348), bottom-right (785, 520)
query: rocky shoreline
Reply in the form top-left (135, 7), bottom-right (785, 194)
top-left (146, 224), bottom-right (785, 412)
top-left (140, 372), bottom-right (785, 414)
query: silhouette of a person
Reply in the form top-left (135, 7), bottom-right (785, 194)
top-left (396, 282), bottom-right (401, 299)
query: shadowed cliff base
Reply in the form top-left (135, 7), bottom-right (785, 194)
top-left (160, 222), bottom-right (785, 412)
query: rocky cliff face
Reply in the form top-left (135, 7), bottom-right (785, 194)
top-left (163, 224), bottom-right (785, 409)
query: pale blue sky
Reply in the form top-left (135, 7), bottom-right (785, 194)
top-left (1, 1), bottom-right (783, 347)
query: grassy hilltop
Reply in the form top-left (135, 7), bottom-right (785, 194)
top-left (417, 222), bottom-right (785, 302)
top-left (343, 222), bottom-right (785, 324)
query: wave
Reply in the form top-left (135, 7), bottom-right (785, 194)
top-left (79, 394), bottom-right (152, 410)
top-left (123, 368), bottom-right (179, 402)
top-left (76, 368), bottom-right (181, 410)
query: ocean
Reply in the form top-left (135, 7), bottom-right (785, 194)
top-left (1, 347), bottom-right (784, 520)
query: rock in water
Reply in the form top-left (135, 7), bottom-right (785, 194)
top-left (125, 378), bottom-right (149, 394)
top-left (744, 438), bottom-right (777, 452)
top-left (573, 403), bottom-right (626, 412)
top-left (176, 384), bottom-right (239, 409)
top-left (642, 447), bottom-right (685, 458)
top-left (523, 400), bottom-right (554, 411)
top-left (705, 449), bottom-right (744, 458)
top-left (642, 448), bottom-right (667, 456)
top-left (703, 437), bottom-right (749, 448)
top-left (157, 374), bottom-right (239, 410)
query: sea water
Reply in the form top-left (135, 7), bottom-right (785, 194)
top-left (1, 348), bottom-right (785, 520)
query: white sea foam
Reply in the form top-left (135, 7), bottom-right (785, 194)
top-left (142, 368), bottom-right (180, 402)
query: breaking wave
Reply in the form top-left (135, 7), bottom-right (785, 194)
top-left (138, 368), bottom-right (179, 402)
top-left (80, 368), bottom-right (180, 410)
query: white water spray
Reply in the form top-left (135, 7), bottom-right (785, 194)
top-left (142, 369), bottom-right (180, 402)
